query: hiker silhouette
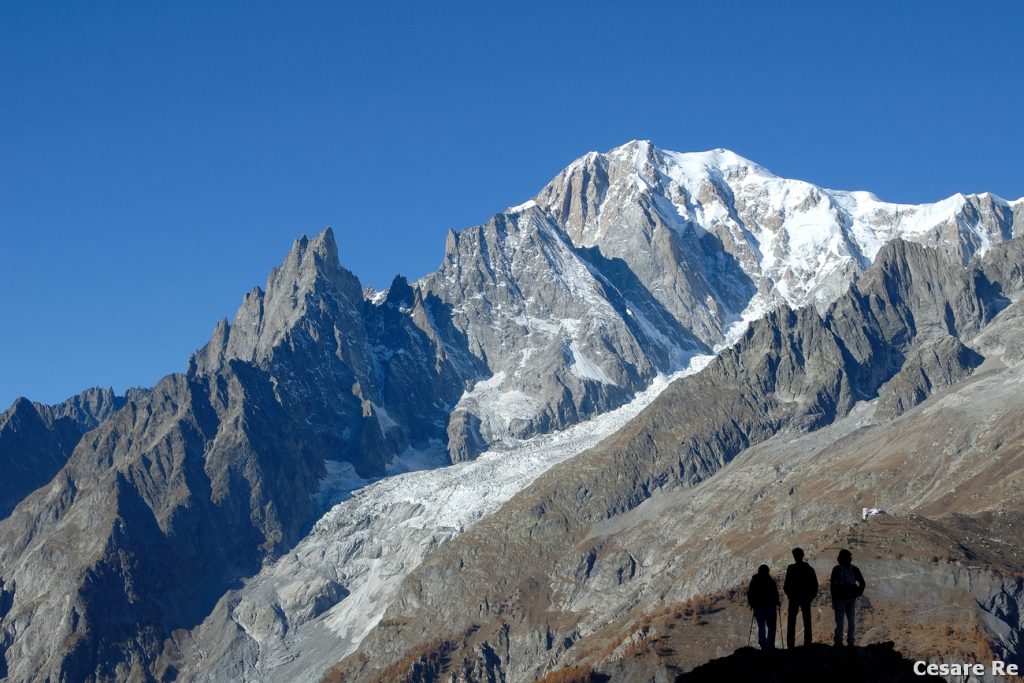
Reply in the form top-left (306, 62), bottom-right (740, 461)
top-left (746, 564), bottom-right (780, 649)
top-left (783, 547), bottom-right (818, 647)
top-left (830, 548), bottom-right (866, 646)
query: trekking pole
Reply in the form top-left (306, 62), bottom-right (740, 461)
top-left (747, 610), bottom-right (754, 646)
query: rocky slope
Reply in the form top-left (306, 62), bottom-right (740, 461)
top-left (327, 238), bottom-right (1024, 682)
top-left (0, 386), bottom-right (135, 519)
top-left (550, 510), bottom-right (1024, 683)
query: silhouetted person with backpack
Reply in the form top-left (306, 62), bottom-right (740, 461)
top-left (747, 564), bottom-right (780, 649)
top-left (830, 548), bottom-right (866, 646)
top-left (784, 547), bottom-right (818, 647)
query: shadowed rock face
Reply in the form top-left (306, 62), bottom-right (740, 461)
top-left (328, 239), bottom-right (1024, 682)
top-left (0, 387), bottom-right (130, 519)
top-left (0, 365), bottom-right (333, 681)
top-left (874, 335), bottom-right (983, 419)
top-left (189, 229), bottom-right (466, 474)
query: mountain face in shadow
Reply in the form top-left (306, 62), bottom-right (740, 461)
top-left (0, 386), bottom-right (136, 520)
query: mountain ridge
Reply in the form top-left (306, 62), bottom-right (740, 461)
top-left (0, 141), bottom-right (1021, 681)
top-left (0, 386), bottom-right (143, 520)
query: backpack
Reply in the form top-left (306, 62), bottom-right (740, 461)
top-left (836, 565), bottom-right (857, 599)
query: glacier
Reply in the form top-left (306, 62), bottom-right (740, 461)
top-left (192, 356), bottom-right (714, 682)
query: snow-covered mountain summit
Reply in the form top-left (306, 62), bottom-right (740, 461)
top-left (420, 139), bottom-right (1022, 454)
top-left (538, 139), bottom-right (1021, 323)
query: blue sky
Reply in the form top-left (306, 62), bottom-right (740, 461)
top-left (2, 1), bottom-right (1022, 406)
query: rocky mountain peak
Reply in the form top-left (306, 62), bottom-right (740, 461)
top-left (54, 386), bottom-right (120, 428)
top-left (267, 226), bottom-right (359, 304)
top-left (385, 274), bottom-right (415, 308)
top-left (608, 140), bottom-right (767, 179)
top-left (414, 141), bottom-right (1022, 457)
top-left (535, 141), bottom-right (1022, 337)
top-left (6, 396), bottom-right (34, 417)
top-left (191, 227), bottom-right (367, 374)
